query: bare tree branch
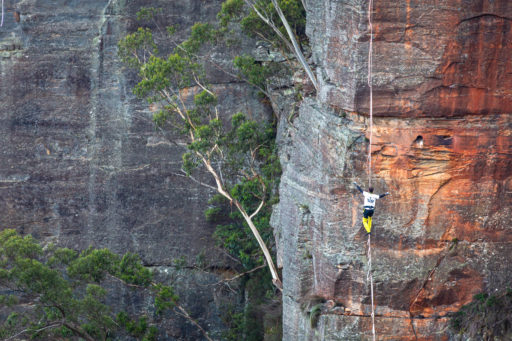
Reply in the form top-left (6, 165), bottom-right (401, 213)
top-left (243, 0), bottom-right (295, 53)
top-left (6, 322), bottom-right (64, 341)
top-left (243, 0), bottom-right (318, 92)
top-left (172, 170), bottom-right (218, 191)
top-left (122, 27), bottom-right (284, 291)
top-left (301, 0), bottom-right (307, 12)
top-left (211, 263), bottom-right (267, 286)
top-left (270, 0), bottom-right (318, 91)
top-left (249, 199), bottom-right (265, 219)
top-left (193, 74), bottom-right (216, 96)
top-left (175, 304), bottom-right (214, 341)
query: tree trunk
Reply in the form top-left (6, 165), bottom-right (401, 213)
top-left (270, 0), bottom-right (318, 92)
top-left (234, 200), bottom-right (282, 290)
top-left (201, 149), bottom-right (283, 290)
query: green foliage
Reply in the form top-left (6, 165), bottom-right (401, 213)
top-left (182, 152), bottom-right (198, 176)
top-left (154, 284), bottom-right (179, 314)
top-left (166, 25), bottom-right (178, 36)
top-left (118, 27), bottom-right (158, 68)
top-left (205, 206), bottom-right (224, 222)
top-left (219, 0), bottom-right (306, 46)
top-left (117, 312), bottom-right (152, 338)
top-left (134, 54), bottom-right (200, 100)
top-left (450, 289), bottom-right (512, 338)
top-left (220, 304), bottom-right (246, 340)
top-left (119, 253), bottom-right (152, 285)
top-left (221, 271), bottom-right (281, 340)
top-left (234, 55), bottom-right (269, 89)
top-left (119, 7), bottom-right (285, 338)
top-left (218, 0), bottom-right (245, 27)
top-left (136, 7), bottom-right (163, 21)
top-left (0, 229), bottom-right (42, 260)
top-left (449, 237), bottom-right (459, 250)
top-left (474, 292), bottom-right (488, 302)
top-left (67, 247), bottom-right (120, 282)
top-left (49, 247), bottom-right (77, 266)
top-left (217, 117), bottom-right (279, 227)
top-left (195, 250), bottom-right (207, 269)
top-left (0, 294), bottom-right (18, 306)
top-left (0, 229), bottom-right (178, 340)
top-left (309, 304), bottom-right (323, 328)
top-left (180, 22), bottom-right (217, 55)
top-left (143, 326), bottom-right (159, 341)
top-left (213, 144), bottom-right (281, 270)
top-left (117, 311), bottom-right (159, 340)
top-left (172, 255), bottom-right (187, 270)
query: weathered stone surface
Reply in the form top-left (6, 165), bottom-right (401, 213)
top-left (275, 0), bottom-right (512, 339)
top-left (310, 0), bottom-right (512, 118)
top-left (0, 0), bottom-right (270, 338)
top-left (3, 0), bottom-right (512, 339)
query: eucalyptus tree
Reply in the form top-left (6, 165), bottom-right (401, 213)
top-left (218, 0), bottom-right (318, 91)
top-left (118, 25), bottom-right (283, 289)
top-left (0, 229), bottom-right (182, 341)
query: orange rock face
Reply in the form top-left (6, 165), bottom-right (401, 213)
top-left (276, 0), bottom-right (512, 340)
top-left (367, 0), bottom-right (512, 118)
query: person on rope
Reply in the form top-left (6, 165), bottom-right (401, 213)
top-left (353, 182), bottom-right (389, 234)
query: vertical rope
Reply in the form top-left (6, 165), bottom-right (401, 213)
top-left (367, 235), bottom-right (376, 341)
top-left (367, 0), bottom-right (374, 189)
top-left (367, 1), bottom-right (376, 341)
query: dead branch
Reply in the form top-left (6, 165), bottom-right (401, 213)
top-left (6, 322), bottom-right (64, 341)
top-left (211, 263), bottom-right (267, 286)
top-left (171, 170), bottom-right (218, 192)
top-left (175, 304), bottom-right (214, 341)
top-left (270, 0), bottom-right (318, 91)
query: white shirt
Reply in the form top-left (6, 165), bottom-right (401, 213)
top-left (363, 192), bottom-right (380, 209)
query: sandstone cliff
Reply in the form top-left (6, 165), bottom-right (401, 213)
top-left (273, 0), bottom-right (512, 339)
top-left (1, 0), bottom-right (511, 340)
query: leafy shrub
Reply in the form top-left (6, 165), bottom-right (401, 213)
top-left (450, 289), bottom-right (512, 339)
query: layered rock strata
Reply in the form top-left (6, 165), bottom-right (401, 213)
top-left (274, 0), bottom-right (512, 339)
top-left (0, 0), bottom-right (268, 338)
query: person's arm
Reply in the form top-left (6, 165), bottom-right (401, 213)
top-left (379, 192), bottom-right (390, 198)
top-left (353, 182), bottom-right (363, 194)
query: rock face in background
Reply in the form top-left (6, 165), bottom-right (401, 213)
top-left (274, 0), bottom-right (512, 339)
top-left (2, 0), bottom-right (512, 339)
top-left (0, 0), bottom-right (270, 338)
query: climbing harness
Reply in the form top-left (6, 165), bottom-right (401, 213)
top-left (366, 0), bottom-right (376, 340)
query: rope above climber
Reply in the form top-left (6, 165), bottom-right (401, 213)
top-left (353, 182), bottom-right (389, 234)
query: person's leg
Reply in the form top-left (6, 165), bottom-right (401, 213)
top-left (363, 209), bottom-right (371, 233)
top-left (368, 210), bottom-right (373, 233)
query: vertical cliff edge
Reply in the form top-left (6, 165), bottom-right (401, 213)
top-left (1, 0), bottom-right (511, 339)
top-left (272, 0), bottom-right (512, 339)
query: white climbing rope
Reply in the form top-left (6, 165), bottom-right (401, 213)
top-left (367, 1), bottom-right (376, 341)
top-left (367, 235), bottom-right (376, 341)
top-left (367, 0), bottom-right (374, 189)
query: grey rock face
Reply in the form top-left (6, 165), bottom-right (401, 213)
top-left (0, 0), bottom-right (270, 338)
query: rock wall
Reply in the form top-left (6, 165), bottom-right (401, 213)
top-left (274, 0), bottom-right (512, 339)
top-left (2, 0), bottom-right (511, 339)
top-left (0, 0), bottom-right (270, 339)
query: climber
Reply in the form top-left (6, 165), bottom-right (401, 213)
top-left (353, 182), bottom-right (389, 234)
